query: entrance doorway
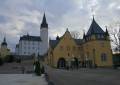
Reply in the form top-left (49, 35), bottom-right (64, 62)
top-left (57, 58), bottom-right (66, 69)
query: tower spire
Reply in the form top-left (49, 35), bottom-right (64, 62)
top-left (3, 37), bottom-right (6, 42)
top-left (92, 14), bottom-right (95, 22)
top-left (41, 13), bottom-right (48, 28)
top-left (1, 36), bottom-right (7, 46)
top-left (105, 26), bottom-right (109, 36)
top-left (83, 30), bottom-right (86, 39)
top-left (83, 32), bottom-right (86, 38)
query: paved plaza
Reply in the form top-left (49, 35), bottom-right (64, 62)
top-left (0, 62), bottom-right (120, 85)
top-left (0, 74), bottom-right (47, 85)
top-left (46, 66), bottom-right (120, 85)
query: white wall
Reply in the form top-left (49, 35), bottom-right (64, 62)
top-left (17, 40), bottom-right (41, 56)
top-left (40, 28), bottom-right (49, 55)
top-left (15, 27), bottom-right (49, 56)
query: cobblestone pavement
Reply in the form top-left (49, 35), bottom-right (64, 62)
top-left (45, 66), bottom-right (120, 85)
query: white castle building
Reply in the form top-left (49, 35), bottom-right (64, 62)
top-left (15, 13), bottom-right (49, 57)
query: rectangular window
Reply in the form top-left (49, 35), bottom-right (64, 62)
top-left (101, 53), bottom-right (107, 62)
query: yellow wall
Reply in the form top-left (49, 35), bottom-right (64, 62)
top-left (46, 31), bottom-right (113, 68)
top-left (48, 30), bottom-right (81, 67)
top-left (0, 47), bottom-right (10, 59)
top-left (83, 40), bottom-right (113, 67)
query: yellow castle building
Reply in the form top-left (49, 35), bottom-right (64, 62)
top-left (45, 17), bottom-right (113, 68)
top-left (0, 37), bottom-right (10, 59)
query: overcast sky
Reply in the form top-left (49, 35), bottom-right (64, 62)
top-left (0, 0), bottom-right (120, 52)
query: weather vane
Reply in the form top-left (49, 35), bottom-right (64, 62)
top-left (91, 7), bottom-right (95, 19)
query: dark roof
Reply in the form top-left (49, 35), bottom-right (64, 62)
top-left (20, 35), bottom-right (41, 41)
top-left (41, 13), bottom-right (48, 28)
top-left (86, 18), bottom-right (105, 36)
top-left (49, 40), bottom-right (60, 49)
top-left (1, 37), bottom-right (7, 46)
top-left (49, 39), bottom-right (83, 49)
top-left (105, 28), bottom-right (109, 36)
top-left (74, 39), bottom-right (83, 45)
top-left (1, 42), bottom-right (7, 46)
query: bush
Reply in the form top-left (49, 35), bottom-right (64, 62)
top-left (0, 58), bottom-right (4, 66)
top-left (5, 55), bottom-right (14, 63)
top-left (34, 61), bottom-right (41, 76)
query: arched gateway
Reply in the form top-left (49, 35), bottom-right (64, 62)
top-left (57, 58), bottom-right (66, 68)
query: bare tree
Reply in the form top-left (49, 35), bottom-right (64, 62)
top-left (70, 31), bottom-right (81, 39)
top-left (108, 22), bottom-right (120, 53)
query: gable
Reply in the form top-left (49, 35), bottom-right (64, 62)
top-left (54, 30), bottom-right (78, 51)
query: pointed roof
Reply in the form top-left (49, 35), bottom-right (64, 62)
top-left (49, 40), bottom-right (60, 49)
top-left (41, 13), bottom-right (48, 28)
top-left (86, 17), bottom-right (104, 36)
top-left (56, 35), bottom-right (60, 40)
top-left (1, 37), bottom-right (7, 46)
top-left (83, 32), bottom-right (86, 38)
top-left (105, 27), bottom-right (109, 36)
top-left (20, 35), bottom-right (41, 41)
top-left (3, 37), bottom-right (6, 42)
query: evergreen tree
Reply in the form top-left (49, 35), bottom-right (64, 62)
top-left (5, 55), bottom-right (14, 63)
top-left (34, 61), bottom-right (41, 76)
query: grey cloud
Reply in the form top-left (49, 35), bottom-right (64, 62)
top-left (0, 0), bottom-right (119, 51)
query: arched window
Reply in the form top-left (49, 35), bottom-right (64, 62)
top-left (101, 53), bottom-right (107, 62)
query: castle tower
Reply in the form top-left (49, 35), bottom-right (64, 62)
top-left (40, 13), bottom-right (49, 55)
top-left (83, 17), bottom-right (113, 67)
top-left (0, 37), bottom-right (10, 58)
top-left (1, 37), bottom-right (7, 49)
